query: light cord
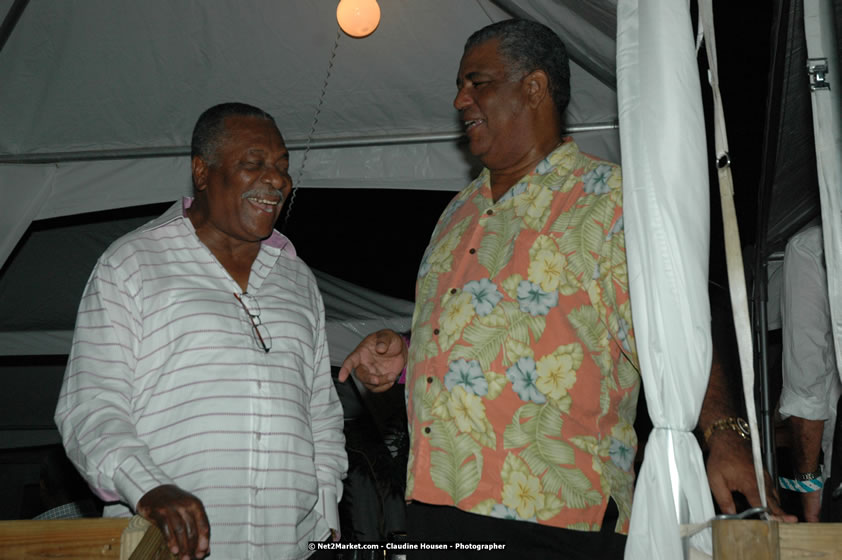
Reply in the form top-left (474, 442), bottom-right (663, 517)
top-left (282, 28), bottom-right (341, 229)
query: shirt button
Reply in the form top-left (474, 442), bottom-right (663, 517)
top-left (257, 381), bottom-right (263, 390)
top-left (433, 328), bottom-right (440, 335)
top-left (424, 427), bottom-right (431, 434)
top-left (427, 376), bottom-right (433, 384)
top-left (469, 248), bottom-right (476, 254)
top-left (256, 432), bottom-right (262, 441)
top-left (450, 288), bottom-right (457, 294)
top-left (486, 209), bottom-right (494, 216)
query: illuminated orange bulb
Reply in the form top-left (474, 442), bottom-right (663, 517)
top-left (336, 0), bottom-right (381, 38)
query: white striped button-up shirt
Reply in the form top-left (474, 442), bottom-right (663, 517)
top-left (55, 199), bottom-right (347, 560)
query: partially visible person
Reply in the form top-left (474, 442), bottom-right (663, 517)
top-left (33, 445), bottom-right (101, 520)
top-left (700, 284), bottom-right (794, 521)
top-left (778, 224), bottom-right (841, 521)
top-left (339, 18), bottom-right (791, 559)
top-left (55, 102), bottom-right (347, 559)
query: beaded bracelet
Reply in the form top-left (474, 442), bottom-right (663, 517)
top-left (778, 468), bottom-right (823, 493)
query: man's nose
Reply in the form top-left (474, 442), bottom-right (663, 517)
top-left (261, 166), bottom-right (284, 189)
top-left (453, 87), bottom-right (472, 111)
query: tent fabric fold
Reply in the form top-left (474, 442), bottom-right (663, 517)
top-left (617, 0), bottom-right (715, 557)
top-left (805, 0), bottom-right (842, 385)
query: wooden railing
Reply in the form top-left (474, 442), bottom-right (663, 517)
top-left (0, 515), bottom-right (172, 560)
top-left (4, 515), bottom-right (842, 558)
top-left (713, 520), bottom-right (842, 559)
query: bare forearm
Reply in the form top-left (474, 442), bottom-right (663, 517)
top-left (789, 416), bottom-right (824, 472)
top-left (697, 346), bottom-right (739, 434)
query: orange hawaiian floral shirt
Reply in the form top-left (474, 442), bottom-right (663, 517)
top-left (406, 140), bottom-right (639, 533)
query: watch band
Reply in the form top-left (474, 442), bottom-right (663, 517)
top-left (703, 416), bottom-right (750, 444)
top-left (794, 468), bottom-right (822, 482)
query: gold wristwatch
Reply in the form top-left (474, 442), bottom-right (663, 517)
top-left (703, 416), bottom-right (750, 445)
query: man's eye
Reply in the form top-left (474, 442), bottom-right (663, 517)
top-left (244, 160), bottom-right (261, 168)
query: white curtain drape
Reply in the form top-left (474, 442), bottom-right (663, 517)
top-left (617, 0), bottom-right (716, 557)
top-left (805, 0), bottom-right (842, 383)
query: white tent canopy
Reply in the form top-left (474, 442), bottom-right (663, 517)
top-left (0, 0), bottom-right (621, 269)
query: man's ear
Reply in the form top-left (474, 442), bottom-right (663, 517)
top-left (191, 156), bottom-right (209, 191)
top-left (523, 69), bottom-right (550, 109)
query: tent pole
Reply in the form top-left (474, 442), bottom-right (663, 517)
top-left (0, 0), bottom-right (28, 56)
top-left (755, 261), bottom-right (778, 481)
top-left (0, 122), bottom-right (620, 164)
top-left (753, 0), bottom-right (793, 484)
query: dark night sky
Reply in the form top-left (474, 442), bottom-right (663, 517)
top-left (707, 2), bottom-right (774, 285)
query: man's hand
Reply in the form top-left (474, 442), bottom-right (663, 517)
top-left (705, 431), bottom-right (797, 522)
top-left (137, 484), bottom-right (210, 560)
top-left (337, 329), bottom-right (407, 393)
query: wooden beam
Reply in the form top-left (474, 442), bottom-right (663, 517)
top-left (0, 518), bottom-right (129, 559)
top-left (713, 519), bottom-right (842, 559)
top-left (121, 516), bottom-right (172, 560)
top-left (0, 516), bottom-right (173, 560)
top-left (712, 519), bottom-right (778, 560)
top-left (778, 522), bottom-right (842, 559)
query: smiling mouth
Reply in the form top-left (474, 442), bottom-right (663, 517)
top-left (245, 196), bottom-right (282, 214)
top-left (464, 118), bottom-right (485, 132)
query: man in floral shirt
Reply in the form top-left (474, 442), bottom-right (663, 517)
top-left (340, 18), bottom-right (790, 557)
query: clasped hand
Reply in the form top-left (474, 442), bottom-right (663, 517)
top-left (337, 329), bottom-right (407, 392)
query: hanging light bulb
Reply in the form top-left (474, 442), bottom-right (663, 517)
top-left (336, 0), bottom-right (381, 38)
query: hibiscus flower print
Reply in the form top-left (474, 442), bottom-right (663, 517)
top-left (506, 357), bottom-right (546, 403)
top-left (516, 280), bottom-right (558, 316)
top-left (534, 154), bottom-right (554, 175)
top-left (490, 504), bottom-right (521, 520)
top-left (513, 184), bottom-right (553, 221)
top-left (444, 359), bottom-right (488, 396)
top-left (439, 292), bottom-right (475, 336)
top-left (528, 248), bottom-right (566, 292)
top-left (501, 471), bottom-right (544, 519)
top-left (446, 385), bottom-right (487, 434)
top-left (582, 165), bottom-right (614, 195)
top-left (463, 278), bottom-right (503, 317)
top-left (536, 344), bottom-right (582, 401)
top-left (609, 437), bottom-right (634, 472)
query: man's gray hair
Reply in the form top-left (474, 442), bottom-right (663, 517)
top-left (465, 19), bottom-right (571, 120)
top-left (191, 102), bottom-right (276, 165)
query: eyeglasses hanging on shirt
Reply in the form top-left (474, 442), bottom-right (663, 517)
top-left (233, 292), bottom-right (272, 353)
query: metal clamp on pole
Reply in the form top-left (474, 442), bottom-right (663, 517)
top-left (807, 58), bottom-right (830, 91)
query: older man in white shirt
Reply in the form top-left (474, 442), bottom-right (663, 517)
top-left (55, 102), bottom-right (347, 560)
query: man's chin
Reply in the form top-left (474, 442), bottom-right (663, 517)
top-left (246, 219), bottom-right (279, 242)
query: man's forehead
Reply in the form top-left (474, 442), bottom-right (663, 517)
top-left (458, 39), bottom-right (503, 73)
top-left (224, 115), bottom-right (279, 134)
top-left (223, 117), bottom-right (284, 145)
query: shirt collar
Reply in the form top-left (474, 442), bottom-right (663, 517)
top-left (474, 138), bottom-right (581, 204)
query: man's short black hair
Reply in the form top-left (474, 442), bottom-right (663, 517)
top-left (191, 102), bottom-right (276, 165)
top-left (464, 19), bottom-right (571, 121)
